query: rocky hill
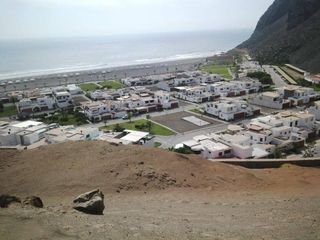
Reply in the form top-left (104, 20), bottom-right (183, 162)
top-left (239, 0), bottom-right (320, 73)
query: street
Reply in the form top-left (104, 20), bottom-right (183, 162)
top-left (263, 65), bottom-right (288, 87)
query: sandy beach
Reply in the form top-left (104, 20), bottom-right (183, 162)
top-left (0, 57), bottom-right (208, 93)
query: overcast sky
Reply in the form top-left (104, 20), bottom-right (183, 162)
top-left (0, 0), bottom-right (274, 40)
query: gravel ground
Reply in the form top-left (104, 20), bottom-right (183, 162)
top-left (152, 111), bottom-right (223, 133)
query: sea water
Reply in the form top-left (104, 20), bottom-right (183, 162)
top-left (0, 30), bottom-right (251, 80)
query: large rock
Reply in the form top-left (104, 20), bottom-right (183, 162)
top-left (23, 196), bottom-right (44, 208)
top-left (0, 195), bottom-right (21, 208)
top-left (73, 189), bottom-right (105, 215)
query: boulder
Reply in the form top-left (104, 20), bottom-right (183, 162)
top-left (0, 195), bottom-right (21, 208)
top-left (73, 189), bottom-right (105, 215)
top-left (23, 196), bottom-right (44, 208)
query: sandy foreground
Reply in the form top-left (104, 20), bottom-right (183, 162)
top-left (0, 141), bottom-right (319, 239)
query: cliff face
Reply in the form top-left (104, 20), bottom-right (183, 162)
top-left (239, 0), bottom-right (320, 73)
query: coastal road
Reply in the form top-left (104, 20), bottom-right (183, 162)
top-left (263, 65), bottom-right (288, 87)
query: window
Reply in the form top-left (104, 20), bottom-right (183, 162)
top-left (260, 138), bottom-right (263, 142)
top-left (219, 152), bottom-right (223, 157)
top-left (225, 150), bottom-right (231, 154)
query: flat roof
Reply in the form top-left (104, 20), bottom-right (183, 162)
top-left (262, 92), bottom-right (279, 98)
top-left (12, 120), bottom-right (43, 129)
top-left (121, 130), bottom-right (149, 142)
top-left (182, 140), bottom-right (200, 148)
top-left (200, 140), bottom-right (230, 152)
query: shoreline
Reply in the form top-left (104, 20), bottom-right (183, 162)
top-left (0, 57), bottom-right (209, 93)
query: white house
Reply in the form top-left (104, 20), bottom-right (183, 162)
top-left (83, 101), bottom-right (113, 122)
top-left (278, 85), bottom-right (318, 106)
top-left (176, 86), bottom-right (212, 103)
top-left (250, 92), bottom-right (291, 109)
top-left (17, 96), bottom-right (55, 116)
top-left (0, 120), bottom-right (51, 147)
top-left (66, 84), bottom-right (83, 95)
top-left (205, 99), bottom-right (260, 121)
top-left (154, 91), bottom-right (179, 109)
top-left (200, 139), bottom-right (232, 159)
top-left (89, 90), bottom-right (113, 101)
top-left (307, 100), bottom-right (320, 121)
top-left (54, 91), bottom-right (73, 109)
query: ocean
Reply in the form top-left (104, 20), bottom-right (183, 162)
top-left (0, 30), bottom-right (251, 80)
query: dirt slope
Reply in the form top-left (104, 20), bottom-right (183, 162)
top-left (1, 141), bottom-right (319, 197)
top-left (1, 141), bottom-right (320, 240)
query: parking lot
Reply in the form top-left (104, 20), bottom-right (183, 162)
top-left (152, 111), bottom-right (224, 133)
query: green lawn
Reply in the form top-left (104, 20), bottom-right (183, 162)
top-left (99, 80), bottom-right (124, 90)
top-left (200, 64), bottom-right (233, 80)
top-left (190, 108), bottom-right (204, 115)
top-left (41, 111), bottom-right (88, 126)
top-left (0, 106), bottom-right (17, 118)
top-left (101, 119), bottom-right (175, 136)
top-left (295, 78), bottom-right (320, 92)
top-left (79, 83), bottom-right (100, 92)
top-left (154, 142), bottom-right (162, 148)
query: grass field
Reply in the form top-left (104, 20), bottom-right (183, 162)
top-left (79, 83), bottom-right (100, 92)
top-left (153, 142), bottom-right (162, 148)
top-left (41, 112), bottom-right (88, 126)
top-left (200, 64), bottom-right (233, 80)
top-left (99, 80), bottom-right (124, 90)
top-left (0, 106), bottom-right (17, 118)
top-left (189, 108), bottom-right (204, 115)
top-left (101, 119), bottom-right (175, 136)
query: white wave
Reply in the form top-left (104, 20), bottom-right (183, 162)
top-left (0, 51), bottom-right (220, 81)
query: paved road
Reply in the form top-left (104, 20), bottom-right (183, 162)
top-left (263, 65), bottom-right (288, 88)
top-left (84, 100), bottom-right (198, 129)
top-left (146, 123), bottom-right (228, 149)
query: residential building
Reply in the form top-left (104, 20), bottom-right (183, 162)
top-left (66, 84), bottom-right (83, 95)
top-left (307, 100), bottom-right (320, 121)
top-left (53, 91), bottom-right (73, 109)
top-left (205, 99), bottom-right (260, 121)
top-left (278, 85), bottom-right (319, 106)
top-left (154, 91), bottom-right (179, 109)
top-left (0, 120), bottom-right (53, 147)
top-left (17, 96), bottom-right (56, 117)
top-left (250, 92), bottom-right (291, 109)
top-left (176, 86), bottom-right (212, 103)
top-left (44, 126), bottom-right (100, 144)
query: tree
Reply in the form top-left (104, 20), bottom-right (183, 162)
top-left (128, 112), bottom-right (133, 123)
top-left (146, 120), bottom-right (152, 133)
top-left (303, 143), bottom-right (316, 158)
top-left (272, 148), bottom-right (282, 159)
top-left (247, 72), bottom-right (273, 85)
top-left (114, 124), bottom-right (125, 132)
